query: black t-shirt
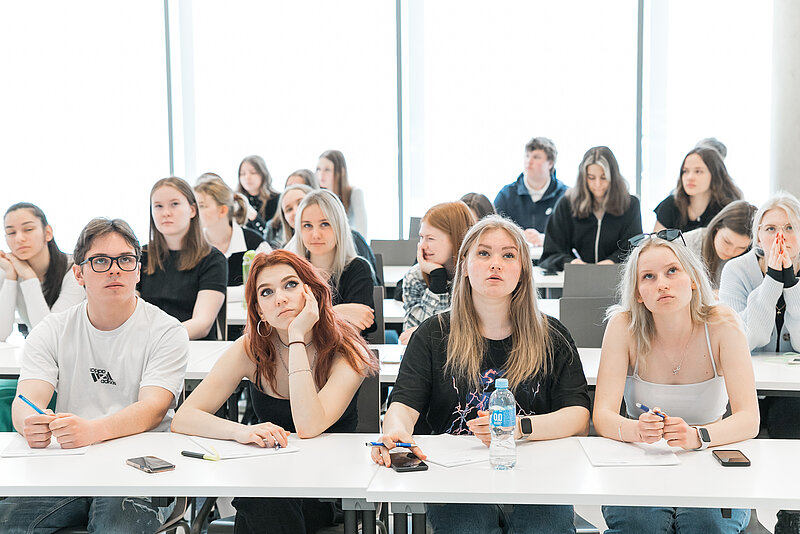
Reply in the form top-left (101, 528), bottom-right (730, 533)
top-left (137, 246), bottom-right (228, 340)
top-left (331, 256), bottom-right (377, 335)
top-left (390, 312), bottom-right (590, 435)
top-left (654, 194), bottom-right (720, 232)
top-left (248, 381), bottom-right (358, 433)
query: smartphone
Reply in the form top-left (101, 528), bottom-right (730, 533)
top-left (390, 451), bottom-right (428, 472)
top-left (126, 456), bottom-right (176, 473)
top-left (712, 449), bottom-right (751, 467)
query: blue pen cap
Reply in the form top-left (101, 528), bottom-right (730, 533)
top-left (495, 378), bottom-right (509, 389)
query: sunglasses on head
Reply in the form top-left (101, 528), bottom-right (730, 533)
top-left (628, 229), bottom-right (686, 248)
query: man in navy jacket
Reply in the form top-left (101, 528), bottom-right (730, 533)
top-left (494, 137), bottom-right (567, 245)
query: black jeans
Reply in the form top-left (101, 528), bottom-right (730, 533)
top-left (232, 497), bottom-right (335, 534)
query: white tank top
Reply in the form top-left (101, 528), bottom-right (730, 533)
top-left (623, 323), bottom-right (728, 426)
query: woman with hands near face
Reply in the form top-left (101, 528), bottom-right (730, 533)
top-left (719, 193), bottom-right (800, 442)
top-left (400, 201), bottom-right (475, 345)
top-left (373, 216), bottom-right (590, 534)
top-left (595, 232), bottom-right (759, 533)
top-left (172, 250), bottom-right (377, 534)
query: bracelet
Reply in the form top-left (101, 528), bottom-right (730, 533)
top-left (288, 369), bottom-right (312, 377)
top-left (618, 421), bottom-right (626, 442)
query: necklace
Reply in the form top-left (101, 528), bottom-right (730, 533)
top-left (670, 324), bottom-right (695, 375)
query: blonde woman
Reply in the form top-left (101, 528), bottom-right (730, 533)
top-left (719, 192), bottom-right (800, 441)
top-left (594, 230), bottom-right (759, 533)
top-left (286, 190), bottom-right (376, 334)
top-left (371, 215), bottom-right (590, 533)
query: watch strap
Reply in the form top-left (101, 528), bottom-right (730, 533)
top-left (694, 426), bottom-right (711, 450)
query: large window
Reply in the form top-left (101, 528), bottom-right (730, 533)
top-left (183, 0), bottom-right (398, 240)
top-left (641, 0), bottom-right (773, 230)
top-left (0, 2), bottom-right (169, 250)
top-left (401, 0), bottom-right (639, 232)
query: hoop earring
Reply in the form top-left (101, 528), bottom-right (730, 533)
top-left (256, 320), bottom-right (272, 338)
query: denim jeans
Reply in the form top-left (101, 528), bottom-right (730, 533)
top-left (602, 505), bottom-right (750, 534)
top-left (0, 496), bottom-right (168, 534)
top-left (425, 503), bottom-right (576, 534)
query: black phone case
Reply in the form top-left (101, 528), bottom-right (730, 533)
top-left (712, 450), bottom-right (751, 467)
top-left (390, 452), bottom-right (428, 472)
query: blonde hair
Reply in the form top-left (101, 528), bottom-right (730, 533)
top-left (285, 189), bottom-right (357, 286)
top-left (608, 236), bottom-right (718, 364)
top-left (194, 174), bottom-right (249, 226)
top-left (445, 215), bottom-right (552, 390)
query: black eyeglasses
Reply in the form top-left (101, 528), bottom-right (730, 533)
top-left (628, 229), bottom-right (685, 248)
top-left (80, 254), bottom-right (140, 273)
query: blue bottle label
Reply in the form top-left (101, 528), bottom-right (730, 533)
top-left (490, 406), bottom-right (515, 427)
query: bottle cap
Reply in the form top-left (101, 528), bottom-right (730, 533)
top-left (495, 378), bottom-right (508, 389)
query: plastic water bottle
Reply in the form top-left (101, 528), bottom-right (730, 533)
top-left (489, 378), bottom-right (516, 470)
top-left (242, 250), bottom-right (257, 308)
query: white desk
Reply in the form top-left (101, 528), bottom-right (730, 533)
top-left (0, 432), bottom-right (378, 499)
top-left (383, 266), bottom-right (408, 288)
top-left (532, 267), bottom-right (565, 290)
top-left (366, 436), bottom-right (800, 510)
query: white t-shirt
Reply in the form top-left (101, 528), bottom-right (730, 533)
top-left (20, 298), bottom-right (189, 431)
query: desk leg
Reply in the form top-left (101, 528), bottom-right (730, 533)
top-left (342, 498), bottom-right (378, 534)
top-left (391, 503), bottom-right (426, 534)
top-left (343, 510), bottom-right (358, 534)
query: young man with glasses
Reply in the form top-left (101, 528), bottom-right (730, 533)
top-left (0, 217), bottom-right (189, 533)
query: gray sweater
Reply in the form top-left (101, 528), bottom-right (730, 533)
top-left (718, 249), bottom-right (800, 352)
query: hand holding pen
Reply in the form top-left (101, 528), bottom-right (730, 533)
top-left (17, 394), bottom-right (56, 449)
top-left (635, 402), bottom-right (666, 444)
top-left (369, 432), bottom-right (426, 468)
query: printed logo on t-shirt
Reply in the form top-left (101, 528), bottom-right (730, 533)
top-left (90, 368), bottom-right (117, 386)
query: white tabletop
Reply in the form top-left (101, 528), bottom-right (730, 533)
top-left (366, 436), bottom-right (800, 509)
top-left (0, 432), bottom-right (378, 499)
top-left (532, 267), bottom-right (565, 289)
top-left (383, 266), bottom-right (408, 288)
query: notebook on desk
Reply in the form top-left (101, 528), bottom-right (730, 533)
top-left (578, 437), bottom-right (679, 466)
top-left (188, 436), bottom-right (299, 460)
top-left (413, 434), bottom-right (489, 468)
top-left (1, 434), bottom-right (87, 457)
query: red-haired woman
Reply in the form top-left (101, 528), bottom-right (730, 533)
top-left (171, 249), bottom-right (378, 533)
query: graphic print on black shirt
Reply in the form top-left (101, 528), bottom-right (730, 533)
top-left (446, 367), bottom-right (541, 435)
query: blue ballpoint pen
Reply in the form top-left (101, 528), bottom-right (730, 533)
top-left (365, 441), bottom-right (415, 448)
top-left (17, 394), bottom-right (47, 415)
top-left (635, 402), bottom-right (666, 419)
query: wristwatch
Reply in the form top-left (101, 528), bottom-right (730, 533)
top-left (694, 426), bottom-right (711, 450)
top-left (518, 416), bottom-right (533, 440)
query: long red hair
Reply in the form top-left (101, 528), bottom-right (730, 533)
top-left (244, 249), bottom-right (377, 392)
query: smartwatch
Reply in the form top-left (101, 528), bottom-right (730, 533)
top-left (694, 426), bottom-right (711, 450)
top-left (518, 416), bottom-right (533, 439)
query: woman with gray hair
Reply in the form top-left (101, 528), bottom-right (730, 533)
top-left (595, 229), bottom-right (759, 533)
top-left (286, 189), bottom-right (376, 335)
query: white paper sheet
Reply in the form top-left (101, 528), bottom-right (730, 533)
top-left (188, 436), bottom-right (299, 460)
top-left (412, 434), bottom-right (489, 468)
top-left (578, 437), bottom-right (680, 466)
top-left (1, 435), bottom-right (87, 457)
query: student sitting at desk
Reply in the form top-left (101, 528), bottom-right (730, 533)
top-left (171, 249), bottom-right (378, 534)
top-left (653, 147), bottom-right (742, 233)
top-left (540, 146), bottom-right (642, 271)
top-left (682, 200), bottom-right (756, 290)
top-left (237, 155), bottom-right (280, 237)
top-left (719, 193), bottom-right (800, 440)
top-left (372, 216), bottom-right (590, 534)
top-left (138, 177), bottom-right (227, 340)
top-left (265, 171), bottom-right (319, 248)
top-left (316, 149), bottom-right (368, 238)
top-left (400, 201), bottom-right (475, 344)
top-left (0, 217), bottom-right (189, 533)
top-left (0, 202), bottom-right (85, 341)
top-left (287, 190), bottom-right (377, 335)
top-left (195, 174), bottom-right (266, 291)
top-left (0, 203), bottom-right (86, 431)
top-left (594, 230), bottom-right (759, 533)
